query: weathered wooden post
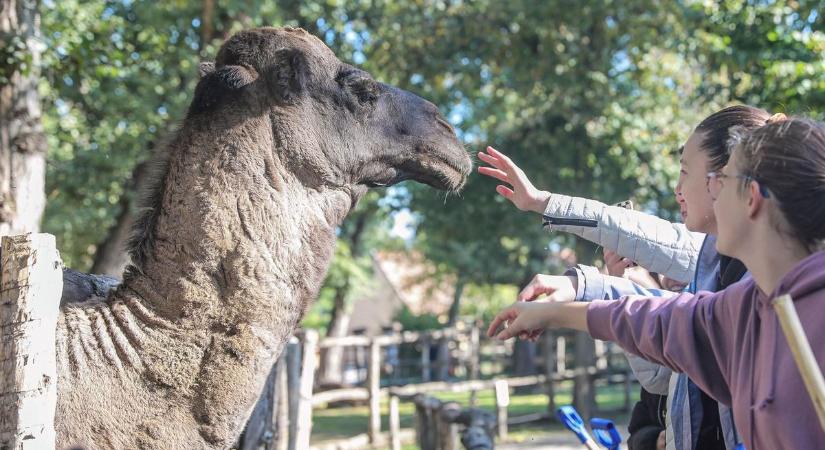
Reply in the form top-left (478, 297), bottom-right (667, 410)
top-left (389, 395), bottom-right (401, 450)
top-left (573, 331), bottom-right (595, 419)
top-left (437, 401), bottom-right (461, 450)
top-left (413, 394), bottom-right (440, 449)
top-left (0, 234), bottom-right (62, 450)
top-left (493, 380), bottom-right (509, 440)
top-left (275, 351), bottom-right (290, 450)
top-left (556, 334), bottom-right (566, 372)
top-left (543, 331), bottom-right (557, 415)
top-left (368, 337), bottom-right (382, 444)
top-left (421, 334), bottom-right (431, 382)
top-left (469, 324), bottom-right (480, 407)
top-left (293, 330), bottom-right (317, 450)
top-left (285, 337), bottom-right (302, 450)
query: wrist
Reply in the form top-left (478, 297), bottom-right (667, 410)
top-left (531, 191), bottom-right (552, 213)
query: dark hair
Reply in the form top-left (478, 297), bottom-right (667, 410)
top-left (732, 116), bottom-right (825, 252)
top-left (695, 105), bottom-right (772, 170)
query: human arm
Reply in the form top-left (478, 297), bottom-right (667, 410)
top-left (477, 146), bottom-right (704, 283)
top-left (487, 289), bottom-right (736, 404)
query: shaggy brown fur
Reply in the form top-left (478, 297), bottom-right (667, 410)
top-left (55, 27), bottom-right (471, 449)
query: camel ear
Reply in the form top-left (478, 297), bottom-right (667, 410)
top-left (190, 65), bottom-right (259, 113)
top-left (198, 61), bottom-right (215, 78)
top-left (265, 48), bottom-right (309, 104)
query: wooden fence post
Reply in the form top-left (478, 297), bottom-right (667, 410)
top-left (543, 331), bottom-right (556, 415)
top-left (0, 234), bottom-right (62, 450)
top-left (421, 335), bottom-right (431, 382)
top-left (437, 402), bottom-right (461, 450)
top-left (275, 351), bottom-right (289, 450)
top-left (556, 334), bottom-right (566, 372)
top-left (469, 325), bottom-right (480, 407)
top-left (293, 331), bottom-right (317, 450)
top-left (286, 338), bottom-right (301, 450)
top-left (494, 379), bottom-right (509, 440)
top-left (368, 337), bottom-right (382, 444)
top-left (413, 394), bottom-right (440, 449)
top-left (389, 395), bottom-right (401, 450)
top-left (573, 331), bottom-right (595, 419)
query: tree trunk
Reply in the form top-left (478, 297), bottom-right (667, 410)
top-left (90, 161), bottom-right (150, 276)
top-left (0, 0), bottom-right (47, 236)
top-left (317, 285), bottom-right (352, 387)
top-left (435, 275), bottom-right (465, 381)
top-left (317, 208), bottom-right (372, 386)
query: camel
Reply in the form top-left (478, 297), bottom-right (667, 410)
top-left (55, 27), bottom-right (471, 449)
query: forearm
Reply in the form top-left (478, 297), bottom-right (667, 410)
top-left (547, 301), bottom-right (590, 331)
top-left (566, 265), bottom-right (676, 301)
top-left (541, 193), bottom-right (703, 283)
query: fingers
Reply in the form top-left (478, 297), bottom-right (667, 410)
top-left (496, 185), bottom-right (515, 200)
top-left (518, 274), bottom-right (552, 302)
top-left (478, 166), bottom-right (511, 184)
top-left (477, 150), bottom-right (504, 169)
top-left (486, 307), bottom-right (517, 337)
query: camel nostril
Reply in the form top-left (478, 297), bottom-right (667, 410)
top-left (436, 115), bottom-right (455, 134)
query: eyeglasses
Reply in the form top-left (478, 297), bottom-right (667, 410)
top-left (706, 170), bottom-right (771, 200)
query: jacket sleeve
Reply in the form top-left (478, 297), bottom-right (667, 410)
top-left (565, 265), bottom-right (675, 393)
top-left (565, 265), bottom-right (677, 301)
top-left (586, 290), bottom-right (737, 405)
top-left (543, 193), bottom-right (704, 283)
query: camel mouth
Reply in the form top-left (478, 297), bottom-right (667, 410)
top-left (397, 151), bottom-right (471, 192)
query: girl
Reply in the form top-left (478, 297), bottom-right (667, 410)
top-left (479, 105), bottom-right (773, 449)
top-left (487, 117), bottom-right (825, 449)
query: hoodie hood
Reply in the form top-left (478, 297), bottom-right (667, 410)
top-left (772, 250), bottom-right (825, 302)
top-left (747, 250), bottom-right (825, 447)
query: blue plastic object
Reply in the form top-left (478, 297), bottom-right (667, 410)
top-left (589, 418), bottom-right (622, 450)
top-left (556, 406), bottom-right (590, 444)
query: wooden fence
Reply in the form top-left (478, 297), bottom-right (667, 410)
top-left (239, 323), bottom-right (636, 450)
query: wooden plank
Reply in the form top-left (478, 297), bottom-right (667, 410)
top-left (311, 387), bottom-right (369, 406)
top-left (367, 338), bottom-right (381, 443)
top-left (0, 233), bottom-right (62, 450)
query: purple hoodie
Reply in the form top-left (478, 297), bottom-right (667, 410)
top-left (587, 250), bottom-right (825, 450)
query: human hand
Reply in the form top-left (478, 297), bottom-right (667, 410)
top-left (477, 146), bottom-right (551, 213)
top-left (603, 249), bottom-right (634, 277)
top-left (660, 276), bottom-right (688, 292)
top-left (656, 430), bottom-right (666, 450)
top-left (514, 274), bottom-right (577, 341)
top-left (518, 274), bottom-right (578, 303)
top-left (486, 301), bottom-right (555, 341)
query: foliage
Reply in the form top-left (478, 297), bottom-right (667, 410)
top-left (35, 1), bottom-right (825, 324)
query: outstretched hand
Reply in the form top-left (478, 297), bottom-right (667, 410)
top-left (477, 146), bottom-right (551, 213)
top-left (483, 274), bottom-right (578, 342)
top-left (518, 274), bottom-right (578, 303)
top-left (486, 301), bottom-right (554, 341)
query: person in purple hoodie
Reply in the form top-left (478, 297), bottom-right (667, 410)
top-left (486, 116), bottom-right (825, 450)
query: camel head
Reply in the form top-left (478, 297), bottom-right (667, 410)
top-left (192, 27), bottom-right (472, 193)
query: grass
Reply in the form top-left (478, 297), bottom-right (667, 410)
top-left (311, 380), bottom-right (633, 446)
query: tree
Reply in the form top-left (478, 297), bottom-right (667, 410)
top-left (0, 0), bottom-right (48, 236)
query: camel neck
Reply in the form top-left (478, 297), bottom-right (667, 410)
top-left (121, 116), bottom-right (356, 329)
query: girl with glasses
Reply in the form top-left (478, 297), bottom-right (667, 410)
top-left (487, 117), bottom-right (825, 450)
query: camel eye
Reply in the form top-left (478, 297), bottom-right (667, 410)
top-left (336, 68), bottom-right (379, 105)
